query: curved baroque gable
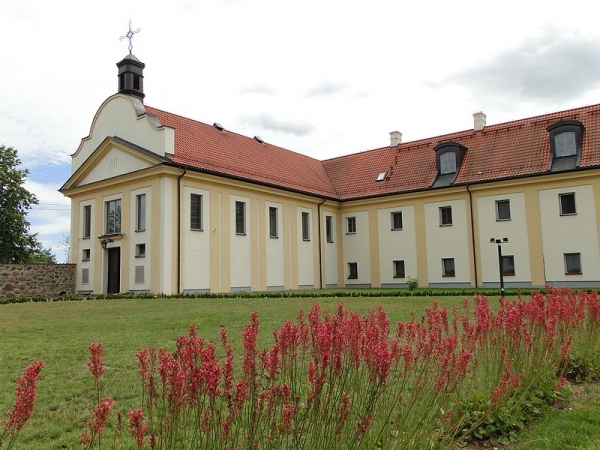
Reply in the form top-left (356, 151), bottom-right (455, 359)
top-left (71, 94), bottom-right (174, 174)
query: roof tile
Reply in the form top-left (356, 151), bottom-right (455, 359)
top-left (145, 103), bottom-right (600, 202)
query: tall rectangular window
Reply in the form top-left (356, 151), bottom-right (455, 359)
top-left (502, 255), bottom-right (515, 276)
top-left (136, 194), bottom-right (146, 231)
top-left (105, 199), bottom-right (121, 235)
top-left (391, 211), bottom-right (403, 230)
top-left (496, 200), bottom-right (511, 221)
top-left (348, 262), bottom-right (358, 279)
top-left (559, 193), bottom-right (576, 215)
top-left (190, 194), bottom-right (202, 230)
top-left (83, 205), bottom-right (91, 239)
top-left (442, 258), bottom-right (455, 277)
top-left (440, 206), bottom-right (452, 226)
top-left (347, 216), bottom-right (356, 234)
top-left (326, 216), bottom-right (333, 243)
top-left (269, 207), bottom-right (278, 238)
top-left (564, 253), bottom-right (581, 274)
top-left (235, 201), bottom-right (246, 235)
top-left (302, 212), bottom-right (310, 241)
top-left (393, 260), bottom-right (405, 278)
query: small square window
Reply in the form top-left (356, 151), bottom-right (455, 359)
top-left (391, 212), bottom-right (403, 230)
top-left (502, 255), bottom-right (515, 276)
top-left (348, 262), bottom-right (358, 279)
top-left (393, 260), bottom-right (405, 278)
top-left (496, 200), bottom-right (511, 221)
top-left (376, 171), bottom-right (387, 182)
top-left (559, 193), bottom-right (576, 215)
top-left (564, 253), bottom-right (581, 275)
top-left (442, 258), bottom-right (455, 277)
top-left (82, 249), bottom-right (91, 261)
top-left (325, 216), bottom-right (334, 243)
top-left (440, 206), bottom-right (453, 226)
top-left (347, 217), bottom-right (357, 234)
top-left (136, 243), bottom-right (146, 258)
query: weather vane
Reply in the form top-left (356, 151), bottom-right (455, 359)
top-left (119, 20), bottom-right (141, 54)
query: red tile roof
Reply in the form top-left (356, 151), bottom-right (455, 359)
top-left (145, 103), bottom-right (600, 202)
top-left (145, 106), bottom-right (339, 198)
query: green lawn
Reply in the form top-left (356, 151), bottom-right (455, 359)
top-left (0, 295), bottom-right (469, 449)
top-left (0, 294), bottom-right (597, 449)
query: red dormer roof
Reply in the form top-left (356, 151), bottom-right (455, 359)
top-left (145, 103), bottom-right (600, 202)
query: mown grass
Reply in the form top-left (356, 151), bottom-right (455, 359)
top-left (0, 295), bottom-right (477, 449)
top-left (510, 382), bottom-right (600, 450)
top-left (0, 293), bottom-right (595, 449)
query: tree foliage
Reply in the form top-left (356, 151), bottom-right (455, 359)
top-left (0, 144), bottom-right (53, 263)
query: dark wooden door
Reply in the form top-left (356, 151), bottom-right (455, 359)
top-left (107, 247), bottom-right (121, 294)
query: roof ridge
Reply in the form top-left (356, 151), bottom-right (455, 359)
top-left (145, 105), bottom-right (324, 163)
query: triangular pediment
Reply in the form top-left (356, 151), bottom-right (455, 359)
top-left (61, 137), bottom-right (168, 192)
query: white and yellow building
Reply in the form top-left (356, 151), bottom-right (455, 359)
top-left (61, 54), bottom-right (600, 294)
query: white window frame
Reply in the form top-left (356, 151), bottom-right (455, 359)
top-left (347, 216), bottom-right (357, 234)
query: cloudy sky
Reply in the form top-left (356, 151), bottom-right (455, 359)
top-left (2, 0), bottom-right (600, 261)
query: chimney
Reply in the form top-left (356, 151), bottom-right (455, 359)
top-left (473, 111), bottom-right (486, 132)
top-left (390, 131), bottom-right (402, 147)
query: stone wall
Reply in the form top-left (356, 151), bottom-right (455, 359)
top-left (0, 264), bottom-right (77, 298)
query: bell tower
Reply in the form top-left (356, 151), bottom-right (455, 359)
top-left (116, 54), bottom-right (145, 102)
top-left (117, 21), bottom-right (145, 102)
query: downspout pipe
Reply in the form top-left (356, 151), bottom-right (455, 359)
top-left (466, 184), bottom-right (479, 288)
top-left (177, 167), bottom-right (187, 294)
top-left (317, 198), bottom-right (326, 289)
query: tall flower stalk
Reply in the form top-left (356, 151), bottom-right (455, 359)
top-left (0, 361), bottom-right (44, 450)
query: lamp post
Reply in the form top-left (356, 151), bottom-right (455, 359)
top-left (490, 237), bottom-right (509, 298)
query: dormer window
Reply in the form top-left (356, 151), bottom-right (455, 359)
top-left (431, 142), bottom-right (467, 187)
top-left (440, 152), bottom-right (457, 174)
top-left (555, 132), bottom-right (576, 157)
top-left (547, 121), bottom-right (583, 172)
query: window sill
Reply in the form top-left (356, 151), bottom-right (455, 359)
top-left (135, 229), bottom-right (146, 233)
top-left (496, 218), bottom-right (511, 222)
top-left (135, 255), bottom-right (146, 258)
top-left (393, 275), bottom-right (405, 279)
top-left (191, 228), bottom-right (204, 232)
top-left (302, 239), bottom-right (311, 242)
top-left (82, 236), bottom-right (91, 240)
top-left (566, 271), bottom-right (582, 275)
top-left (391, 228), bottom-right (403, 231)
top-left (503, 272), bottom-right (515, 277)
top-left (82, 259), bottom-right (90, 262)
top-left (326, 240), bottom-right (334, 243)
top-left (346, 232), bottom-right (356, 235)
top-left (560, 213), bottom-right (577, 216)
top-left (236, 233), bottom-right (247, 236)
top-left (442, 274), bottom-right (455, 278)
top-left (270, 236), bottom-right (279, 239)
top-left (440, 224), bottom-right (453, 227)
top-left (347, 276), bottom-right (358, 280)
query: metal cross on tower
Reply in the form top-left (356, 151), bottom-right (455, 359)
top-left (119, 20), bottom-right (141, 54)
